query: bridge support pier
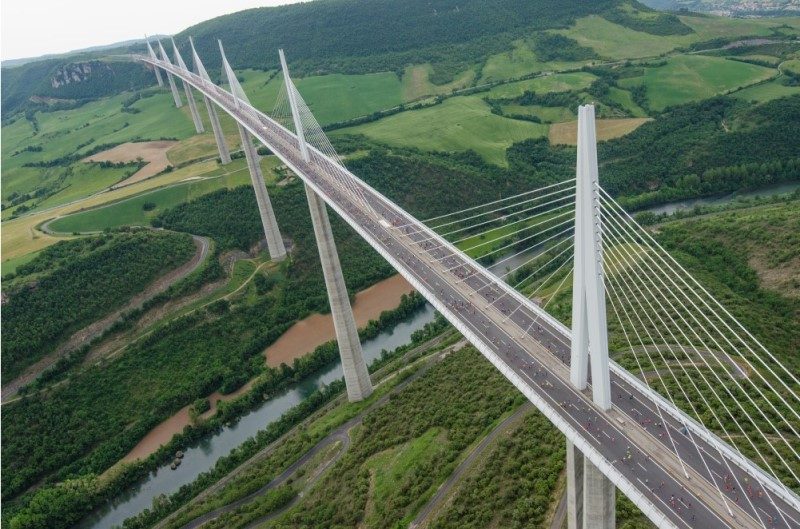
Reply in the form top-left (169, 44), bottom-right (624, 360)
top-left (239, 125), bottom-right (286, 261)
top-left (584, 458), bottom-right (616, 529)
top-left (566, 104), bottom-right (615, 529)
top-left (157, 40), bottom-right (182, 108)
top-left (170, 38), bottom-right (204, 134)
top-left (145, 39), bottom-right (164, 87)
top-left (305, 185), bottom-right (373, 401)
top-left (280, 48), bottom-right (373, 402)
top-left (566, 440), bottom-right (584, 529)
top-left (205, 99), bottom-right (230, 164)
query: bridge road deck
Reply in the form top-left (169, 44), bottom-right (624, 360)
top-left (141, 56), bottom-right (800, 529)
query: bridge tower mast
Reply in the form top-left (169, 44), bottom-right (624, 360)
top-left (189, 37), bottom-right (231, 165)
top-left (156, 40), bottom-right (183, 108)
top-left (170, 38), bottom-right (204, 134)
top-left (144, 37), bottom-right (164, 87)
top-left (218, 41), bottom-right (286, 262)
top-left (567, 104), bottom-right (615, 529)
top-left (279, 49), bottom-right (373, 402)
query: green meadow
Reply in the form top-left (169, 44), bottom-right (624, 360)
top-left (480, 39), bottom-right (591, 83)
top-left (237, 69), bottom-right (403, 125)
top-left (44, 157), bottom-right (275, 233)
top-left (486, 72), bottom-right (596, 99)
top-left (619, 55), bottom-right (776, 110)
top-left (338, 96), bottom-right (548, 166)
top-left (733, 78), bottom-right (800, 103)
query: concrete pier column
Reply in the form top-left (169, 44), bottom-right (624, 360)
top-left (157, 40), bottom-right (183, 108)
top-left (206, 98), bottom-right (231, 164)
top-left (183, 83), bottom-right (205, 133)
top-left (170, 38), bottom-right (204, 133)
top-left (239, 125), bottom-right (286, 261)
top-left (566, 440), bottom-right (585, 529)
top-left (145, 39), bottom-right (164, 87)
top-left (584, 458), bottom-right (615, 529)
top-left (305, 184), bottom-right (373, 401)
top-left (279, 47), bottom-right (373, 402)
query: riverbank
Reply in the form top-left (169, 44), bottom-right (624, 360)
top-left (265, 274), bottom-right (415, 367)
top-left (123, 274), bottom-right (415, 463)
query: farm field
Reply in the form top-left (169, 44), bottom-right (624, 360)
top-left (733, 78), bottom-right (800, 103)
top-left (549, 117), bottom-right (652, 145)
top-left (620, 55), bottom-right (776, 110)
top-left (338, 96), bottom-right (548, 166)
top-left (238, 69), bottom-right (404, 125)
top-left (485, 72), bottom-right (596, 99)
top-left (46, 159), bottom-right (256, 233)
top-left (402, 64), bottom-right (476, 101)
top-left (479, 39), bottom-right (591, 83)
top-left (555, 14), bottom-right (800, 61)
top-left (1, 159), bottom-right (220, 262)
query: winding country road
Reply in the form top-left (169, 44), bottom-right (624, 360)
top-left (1, 233), bottom-right (210, 403)
top-left (169, 338), bottom-right (461, 529)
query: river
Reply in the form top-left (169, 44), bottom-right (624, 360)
top-left (78, 304), bottom-right (436, 529)
top-left (643, 182), bottom-right (800, 216)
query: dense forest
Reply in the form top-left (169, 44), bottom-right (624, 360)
top-left (598, 95), bottom-right (800, 208)
top-left (2, 0), bottom-right (683, 115)
top-left (1, 230), bottom-right (195, 382)
top-left (1, 179), bottom-right (394, 501)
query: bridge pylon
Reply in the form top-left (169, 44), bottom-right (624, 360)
top-left (279, 49), bottom-right (373, 402)
top-left (156, 40), bottom-right (183, 108)
top-left (218, 41), bottom-right (286, 262)
top-left (567, 104), bottom-right (615, 529)
top-left (171, 38), bottom-right (204, 134)
top-left (145, 37), bottom-right (164, 87)
top-left (189, 37), bottom-right (231, 165)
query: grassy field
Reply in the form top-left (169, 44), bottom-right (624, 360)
top-left (605, 86), bottom-right (648, 118)
top-left (554, 14), bottom-right (800, 62)
top-left (238, 69), bottom-right (404, 125)
top-left (501, 104), bottom-right (574, 123)
top-left (1, 159), bottom-right (221, 262)
top-left (549, 118), bottom-right (652, 145)
top-left (1, 90), bottom-right (199, 215)
top-left (486, 72), bottom-right (596, 99)
top-left (479, 39), bottom-right (591, 83)
top-left (732, 78), bottom-right (800, 103)
top-left (46, 160), bottom-right (257, 233)
top-left (338, 96), bottom-right (548, 166)
top-left (620, 55), bottom-right (776, 110)
top-left (402, 64), bottom-right (476, 101)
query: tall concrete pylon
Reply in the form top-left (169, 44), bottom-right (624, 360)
top-left (157, 39), bottom-right (183, 108)
top-left (189, 37), bottom-right (231, 164)
top-left (280, 48), bottom-right (373, 402)
top-left (145, 37), bottom-right (164, 87)
top-left (566, 104), bottom-right (615, 529)
top-left (171, 38), bottom-right (204, 134)
top-left (218, 40), bottom-right (286, 261)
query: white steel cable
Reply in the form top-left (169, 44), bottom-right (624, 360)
top-left (599, 196), bottom-right (800, 432)
top-left (602, 219), bottom-right (800, 490)
top-left (599, 187), bottom-right (800, 402)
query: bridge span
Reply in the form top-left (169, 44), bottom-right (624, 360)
top-left (137, 49), bottom-right (799, 529)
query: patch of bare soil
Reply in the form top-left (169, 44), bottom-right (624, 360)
top-left (748, 254), bottom-right (800, 299)
top-left (549, 118), bottom-right (652, 146)
top-left (122, 382), bottom-right (253, 463)
top-left (265, 274), bottom-right (415, 367)
top-left (83, 141), bottom-right (177, 188)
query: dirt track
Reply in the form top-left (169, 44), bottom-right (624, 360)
top-left (83, 141), bottom-right (177, 188)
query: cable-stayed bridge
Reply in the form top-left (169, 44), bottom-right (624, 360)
top-left (135, 38), bottom-right (800, 529)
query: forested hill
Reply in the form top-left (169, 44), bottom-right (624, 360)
top-left (2, 0), bottom-right (692, 116)
top-left (178, 0), bottom-right (689, 77)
